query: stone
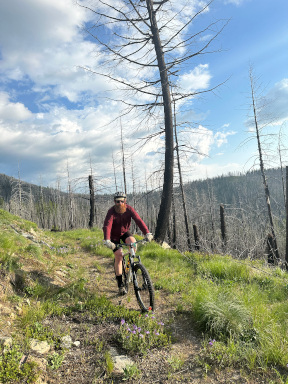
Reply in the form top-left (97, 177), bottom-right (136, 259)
top-left (109, 347), bottom-right (134, 374)
top-left (60, 335), bottom-right (73, 349)
top-left (73, 341), bottom-right (80, 348)
top-left (161, 241), bottom-right (171, 249)
top-left (30, 339), bottom-right (50, 354)
top-left (0, 337), bottom-right (13, 349)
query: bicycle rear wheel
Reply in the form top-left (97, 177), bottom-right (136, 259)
top-left (133, 263), bottom-right (155, 312)
top-left (122, 257), bottom-right (129, 293)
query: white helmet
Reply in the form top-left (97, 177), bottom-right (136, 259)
top-left (114, 191), bottom-right (126, 200)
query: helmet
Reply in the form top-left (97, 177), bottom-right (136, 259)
top-left (114, 191), bottom-right (126, 200)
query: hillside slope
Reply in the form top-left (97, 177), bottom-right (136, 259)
top-left (0, 209), bottom-right (287, 383)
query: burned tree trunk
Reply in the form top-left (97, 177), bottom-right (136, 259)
top-left (88, 175), bottom-right (95, 228)
top-left (193, 224), bottom-right (200, 251)
top-left (220, 204), bottom-right (227, 251)
top-left (249, 68), bottom-right (280, 261)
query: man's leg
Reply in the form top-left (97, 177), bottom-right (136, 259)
top-left (114, 248), bottom-right (127, 294)
top-left (125, 235), bottom-right (137, 250)
top-left (114, 248), bottom-right (123, 277)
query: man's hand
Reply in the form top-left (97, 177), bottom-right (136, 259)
top-left (104, 240), bottom-right (116, 250)
top-left (145, 233), bottom-right (153, 242)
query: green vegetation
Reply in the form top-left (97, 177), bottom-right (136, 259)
top-left (0, 343), bottom-right (39, 383)
top-left (1, 208), bottom-right (288, 382)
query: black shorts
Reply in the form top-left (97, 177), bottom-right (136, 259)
top-left (112, 231), bottom-right (133, 252)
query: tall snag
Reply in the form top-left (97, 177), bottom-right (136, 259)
top-left (249, 67), bottom-right (280, 261)
top-left (80, 0), bottom-right (226, 242)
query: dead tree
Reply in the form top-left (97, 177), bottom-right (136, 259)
top-left (80, 0), bottom-right (227, 243)
top-left (120, 120), bottom-right (127, 195)
top-left (173, 100), bottom-right (192, 251)
top-left (249, 67), bottom-right (280, 261)
top-left (286, 166), bottom-right (288, 269)
top-left (193, 224), bottom-right (200, 251)
top-left (88, 175), bottom-right (95, 228)
top-left (220, 204), bottom-right (227, 251)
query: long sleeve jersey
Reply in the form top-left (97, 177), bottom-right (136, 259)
top-left (103, 204), bottom-right (149, 242)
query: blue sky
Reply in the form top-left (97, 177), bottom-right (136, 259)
top-left (0, 0), bottom-right (287, 193)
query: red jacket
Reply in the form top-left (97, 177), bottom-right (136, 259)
top-left (103, 204), bottom-right (149, 242)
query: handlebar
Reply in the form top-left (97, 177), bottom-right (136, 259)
top-left (115, 239), bottom-right (148, 250)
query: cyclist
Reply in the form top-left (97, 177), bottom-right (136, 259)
top-left (103, 191), bottom-right (153, 295)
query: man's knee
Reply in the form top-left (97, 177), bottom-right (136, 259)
top-left (125, 236), bottom-right (136, 244)
top-left (114, 249), bottom-right (123, 260)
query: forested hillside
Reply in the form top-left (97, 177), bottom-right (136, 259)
top-left (0, 167), bottom-right (286, 261)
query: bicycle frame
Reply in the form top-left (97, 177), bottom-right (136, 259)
top-left (116, 239), bottom-right (155, 311)
top-left (117, 241), bottom-right (143, 281)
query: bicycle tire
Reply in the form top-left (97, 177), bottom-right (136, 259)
top-left (133, 263), bottom-right (155, 312)
top-left (122, 257), bottom-right (129, 293)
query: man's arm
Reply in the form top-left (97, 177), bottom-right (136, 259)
top-left (103, 209), bottom-right (114, 240)
top-left (129, 206), bottom-right (149, 235)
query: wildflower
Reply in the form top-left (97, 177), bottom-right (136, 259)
top-left (138, 327), bottom-right (141, 333)
top-left (121, 319), bottom-right (125, 325)
top-left (132, 330), bottom-right (136, 334)
top-left (139, 334), bottom-right (143, 338)
top-left (151, 316), bottom-right (155, 319)
top-left (127, 328), bottom-right (131, 332)
top-left (148, 307), bottom-right (152, 311)
top-left (158, 322), bottom-right (164, 326)
top-left (133, 324), bottom-right (137, 330)
top-left (145, 314), bottom-right (149, 318)
top-left (146, 331), bottom-right (150, 335)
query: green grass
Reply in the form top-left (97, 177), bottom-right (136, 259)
top-left (135, 243), bottom-right (288, 375)
top-left (1, 208), bottom-right (288, 380)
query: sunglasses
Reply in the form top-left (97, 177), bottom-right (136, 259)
top-left (115, 199), bottom-right (125, 203)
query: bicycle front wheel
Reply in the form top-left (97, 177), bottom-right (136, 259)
top-left (122, 257), bottom-right (129, 294)
top-left (133, 263), bottom-right (155, 312)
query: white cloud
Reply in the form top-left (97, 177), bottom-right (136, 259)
top-left (246, 78), bottom-right (288, 130)
top-left (177, 64), bottom-right (211, 93)
top-left (0, 92), bottom-right (33, 122)
top-left (214, 131), bottom-right (236, 147)
top-left (0, 0), bottom-right (110, 102)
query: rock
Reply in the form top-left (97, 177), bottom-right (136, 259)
top-left (60, 335), bottom-right (73, 349)
top-left (0, 304), bottom-right (12, 315)
top-left (27, 356), bottom-right (47, 384)
top-left (0, 337), bottom-right (13, 350)
top-left (30, 339), bottom-right (50, 354)
top-left (161, 241), bottom-right (171, 249)
top-left (109, 347), bottom-right (134, 374)
top-left (73, 341), bottom-right (80, 348)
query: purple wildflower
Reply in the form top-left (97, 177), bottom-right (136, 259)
top-left (146, 331), bottom-right (150, 335)
top-left (139, 334), bottom-right (144, 338)
top-left (132, 330), bottom-right (136, 334)
top-left (121, 319), bottom-right (125, 325)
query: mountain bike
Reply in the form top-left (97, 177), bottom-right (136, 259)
top-left (116, 240), bottom-right (155, 312)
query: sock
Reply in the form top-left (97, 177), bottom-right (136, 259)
top-left (116, 275), bottom-right (123, 288)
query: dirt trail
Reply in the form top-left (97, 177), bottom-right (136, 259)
top-left (62, 251), bottom-right (262, 384)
